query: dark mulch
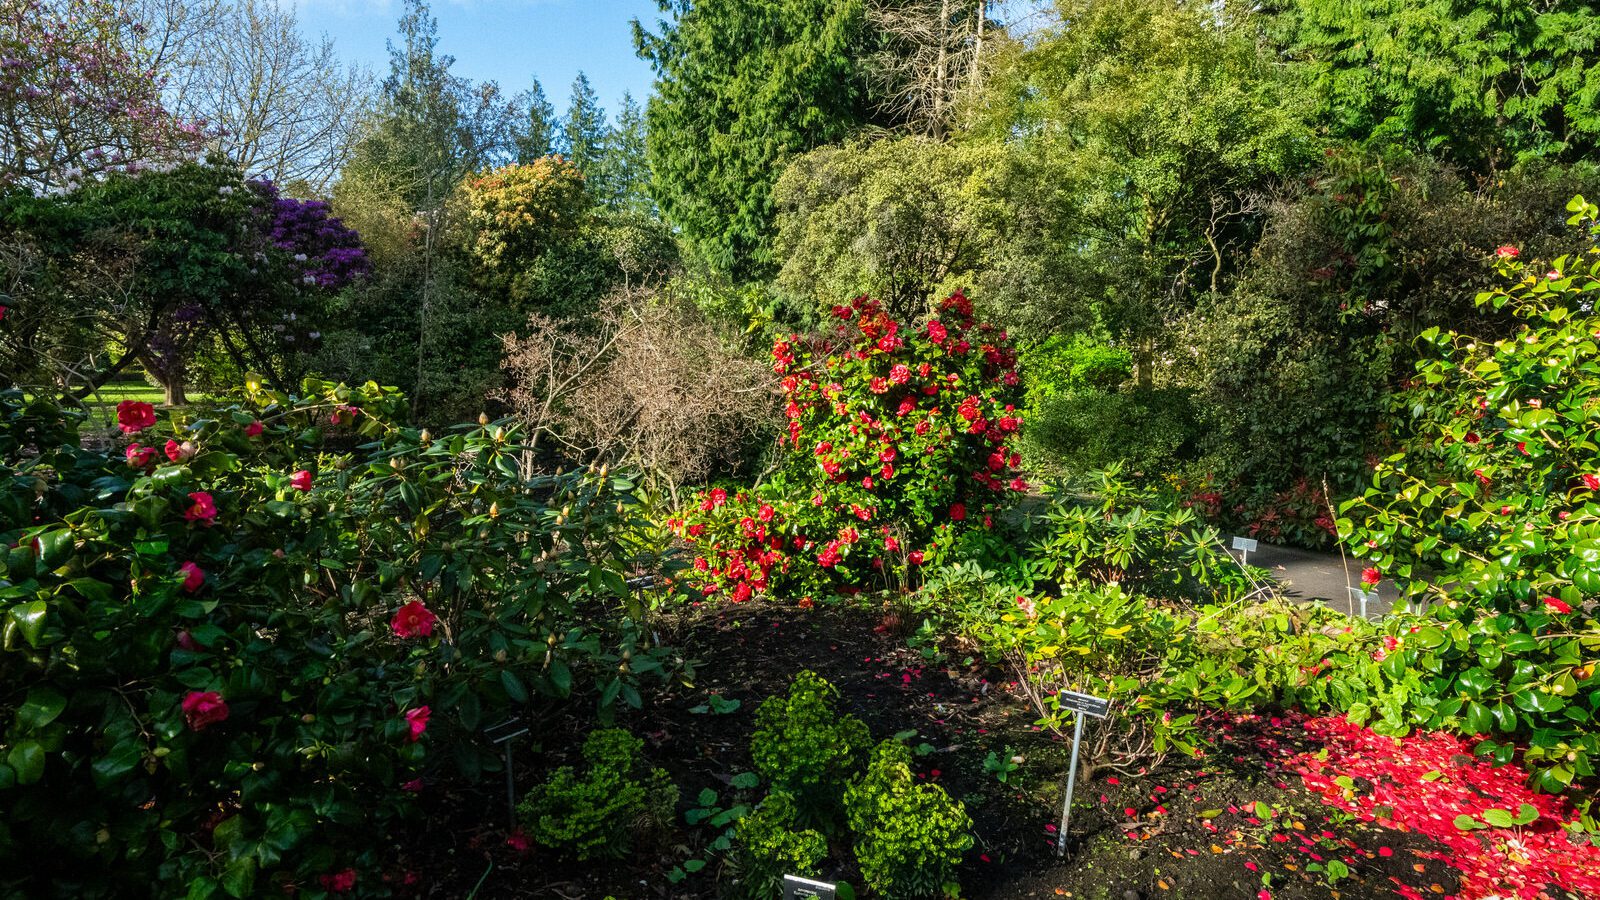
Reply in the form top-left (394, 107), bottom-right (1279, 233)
top-left (403, 601), bottom-right (1463, 900)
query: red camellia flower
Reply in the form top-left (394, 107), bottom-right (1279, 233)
top-left (125, 444), bottom-right (155, 468)
top-left (732, 581), bottom-right (752, 602)
top-left (1361, 567), bottom-right (1381, 587)
top-left (244, 420), bottom-right (264, 437)
top-left (869, 376), bottom-right (888, 394)
top-left (908, 550), bottom-right (924, 565)
top-left (1495, 245), bottom-right (1519, 259)
top-left (185, 491), bottom-right (218, 526)
top-left (178, 561), bottom-right (205, 593)
top-left (949, 502), bottom-right (966, 521)
top-left (758, 504), bottom-right (775, 522)
top-left (290, 469), bottom-right (314, 492)
top-left (319, 869), bottom-right (357, 893)
top-left (405, 706), bottom-right (431, 742)
top-left (116, 400), bottom-right (156, 434)
top-left (817, 544), bottom-right (842, 568)
top-left (182, 691), bottom-right (229, 731)
top-left (926, 320), bottom-right (947, 344)
top-left (1473, 469), bottom-right (1491, 486)
top-left (889, 363), bottom-right (911, 385)
top-left (391, 601), bottom-right (438, 639)
top-left (1543, 596), bottom-right (1573, 614)
top-left (1583, 474), bottom-right (1600, 491)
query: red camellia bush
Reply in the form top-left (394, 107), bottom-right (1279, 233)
top-left (672, 292), bottom-right (1024, 602)
top-left (0, 379), bottom-right (677, 897)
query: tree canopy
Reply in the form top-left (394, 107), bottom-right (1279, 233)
top-left (633, 0), bottom-right (888, 280)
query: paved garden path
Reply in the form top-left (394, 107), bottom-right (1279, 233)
top-left (1239, 540), bottom-right (1402, 618)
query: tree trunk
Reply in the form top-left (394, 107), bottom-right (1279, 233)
top-left (165, 370), bottom-right (188, 406)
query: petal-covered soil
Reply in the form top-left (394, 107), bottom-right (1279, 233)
top-left (401, 602), bottom-right (1592, 899)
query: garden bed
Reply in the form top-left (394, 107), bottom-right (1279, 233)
top-left (395, 600), bottom-right (1593, 900)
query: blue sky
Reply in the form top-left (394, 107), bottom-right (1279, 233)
top-left (291, 0), bottom-right (663, 118)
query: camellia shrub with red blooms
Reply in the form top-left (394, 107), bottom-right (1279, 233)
top-left (1336, 197), bottom-right (1600, 797)
top-left (0, 380), bottom-right (675, 897)
top-left (671, 292), bottom-right (1024, 602)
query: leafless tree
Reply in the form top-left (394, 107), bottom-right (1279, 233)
top-left (137, 0), bottom-right (373, 192)
top-left (868, 0), bottom-right (1059, 137)
top-left (868, 0), bottom-right (993, 138)
top-left (501, 291), bottom-right (779, 498)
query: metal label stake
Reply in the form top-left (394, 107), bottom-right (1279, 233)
top-left (1055, 690), bottom-right (1111, 856)
top-left (782, 875), bottom-right (837, 899)
top-left (1231, 536), bottom-right (1258, 567)
top-left (1348, 587), bottom-right (1379, 620)
top-left (486, 717), bottom-right (531, 826)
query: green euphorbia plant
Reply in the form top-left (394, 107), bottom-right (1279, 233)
top-left (0, 379), bottom-right (673, 897)
top-left (1339, 196), bottom-right (1600, 794)
top-left (671, 291), bottom-right (1025, 603)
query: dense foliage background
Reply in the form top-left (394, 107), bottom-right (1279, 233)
top-left (4, 0), bottom-right (1600, 895)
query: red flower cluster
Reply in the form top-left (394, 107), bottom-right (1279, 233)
top-left (178, 561), bottom-right (205, 593)
top-left (116, 400), bottom-right (156, 434)
top-left (181, 691), bottom-right (229, 731)
top-left (390, 601), bottom-right (438, 638)
top-left (405, 706), bottom-right (430, 742)
top-left (184, 491), bottom-right (218, 526)
top-left (676, 292), bottom-right (1023, 602)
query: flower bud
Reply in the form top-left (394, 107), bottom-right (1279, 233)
top-left (489, 502), bottom-right (500, 518)
top-left (479, 412), bottom-right (490, 426)
top-left (420, 429), bottom-right (431, 443)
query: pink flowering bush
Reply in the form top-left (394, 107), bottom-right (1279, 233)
top-left (671, 292), bottom-right (1025, 602)
top-left (0, 379), bottom-right (674, 896)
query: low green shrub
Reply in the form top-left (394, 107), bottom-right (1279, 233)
top-left (843, 740), bottom-right (972, 900)
top-left (1024, 466), bottom-right (1259, 602)
top-left (518, 728), bottom-right (678, 860)
top-left (750, 670), bottom-right (870, 824)
top-left (733, 791), bottom-right (828, 898)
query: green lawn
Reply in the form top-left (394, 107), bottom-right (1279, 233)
top-left (79, 382), bottom-right (202, 431)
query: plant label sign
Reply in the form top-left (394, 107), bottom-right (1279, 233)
top-left (1232, 535), bottom-right (1257, 565)
top-left (1055, 689), bottom-right (1111, 857)
top-left (782, 875), bottom-right (837, 900)
top-left (1348, 586), bottom-right (1380, 619)
top-left (1058, 689), bottom-right (1111, 719)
